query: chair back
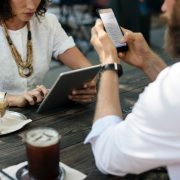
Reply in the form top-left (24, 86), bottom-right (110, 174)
top-left (60, 0), bottom-right (94, 5)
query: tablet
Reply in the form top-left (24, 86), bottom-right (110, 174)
top-left (37, 64), bottom-right (101, 113)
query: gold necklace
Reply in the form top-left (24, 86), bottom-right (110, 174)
top-left (1, 20), bottom-right (33, 78)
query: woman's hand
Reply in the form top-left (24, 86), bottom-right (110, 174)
top-left (91, 19), bottom-right (119, 64)
top-left (68, 79), bottom-right (97, 104)
top-left (7, 85), bottom-right (49, 107)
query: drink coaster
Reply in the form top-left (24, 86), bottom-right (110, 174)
top-left (16, 164), bottom-right (65, 180)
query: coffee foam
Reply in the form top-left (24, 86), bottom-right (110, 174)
top-left (26, 128), bottom-right (60, 147)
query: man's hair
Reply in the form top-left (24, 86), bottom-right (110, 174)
top-left (0, 0), bottom-right (48, 20)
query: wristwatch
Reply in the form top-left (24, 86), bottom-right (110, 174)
top-left (101, 63), bottom-right (123, 77)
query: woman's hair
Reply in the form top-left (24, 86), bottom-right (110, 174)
top-left (0, 0), bottom-right (49, 20)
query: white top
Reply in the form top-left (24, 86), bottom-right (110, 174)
top-left (85, 62), bottom-right (180, 180)
top-left (0, 13), bottom-right (75, 94)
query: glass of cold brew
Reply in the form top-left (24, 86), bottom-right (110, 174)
top-left (25, 127), bottom-right (61, 180)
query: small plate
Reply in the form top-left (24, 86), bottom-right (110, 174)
top-left (0, 111), bottom-right (31, 135)
top-left (16, 165), bottom-right (65, 180)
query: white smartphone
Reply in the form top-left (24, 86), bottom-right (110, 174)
top-left (98, 8), bottom-right (128, 52)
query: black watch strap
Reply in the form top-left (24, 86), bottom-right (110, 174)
top-left (101, 63), bottom-right (123, 77)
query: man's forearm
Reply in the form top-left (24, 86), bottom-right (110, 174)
top-left (142, 53), bottom-right (167, 81)
top-left (94, 71), bottom-right (122, 122)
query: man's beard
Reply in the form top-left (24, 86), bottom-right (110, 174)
top-left (165, 1), bottom-right (180, 59)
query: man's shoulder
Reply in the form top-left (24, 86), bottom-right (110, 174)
top-left (155, 62), bottom-right (180, 82)
top-left (156, 61), bottom-right (180, 99)
top-left (165, 62), bottom-right (180, 79)
top-left (169, 62), bottom-right (180, 71)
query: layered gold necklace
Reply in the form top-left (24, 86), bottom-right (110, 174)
top-left (1, 20), bottom-right (33, 78)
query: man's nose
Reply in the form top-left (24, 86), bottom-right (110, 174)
top-left (161, 0), bottom-right (167, 13)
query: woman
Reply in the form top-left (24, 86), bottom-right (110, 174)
top-left (0, 0), bottom-right (96, 107)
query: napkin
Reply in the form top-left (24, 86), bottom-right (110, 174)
top-left (0, 161), bottom-right (87, 180)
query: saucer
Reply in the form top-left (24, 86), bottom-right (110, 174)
top-left (0, 111), bottom-right (31, 136)
top-left (16, 165), bottom-right (65, 180)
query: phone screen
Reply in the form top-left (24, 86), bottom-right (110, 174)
top-left (98, 8), bottom-right (128, 52)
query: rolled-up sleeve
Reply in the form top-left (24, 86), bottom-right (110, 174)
top-left (84, 115), bottom-right (129, 176)
top-left (84, 65), bottom-right (180, 178)
top-left (84, 115), bottom-right (122, 144)
top-left (84, 113), bottom-right (180, 177)
top-left (51, 15), bottom-right (75, 59)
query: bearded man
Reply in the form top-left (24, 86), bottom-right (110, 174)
top-left (85, 0), bottom-right (180, 179)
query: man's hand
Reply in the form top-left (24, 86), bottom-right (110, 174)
top-left (118, 28), bottom-right (156, 69)
top-left (7, 85), bottom-right (49, 107)
top-left (119, 28), bottom-right (167, 81)
top-left (91, 19), bottom-right (120, 64)
top-left (68, 79), bottom-right (97, 104)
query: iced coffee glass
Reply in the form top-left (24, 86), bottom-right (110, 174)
top-left (25, 127), bottom-right (61, 180)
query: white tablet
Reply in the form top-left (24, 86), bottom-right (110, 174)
top-left (37, 64), bottom-right (101, 113)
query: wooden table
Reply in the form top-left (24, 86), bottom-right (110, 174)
top-left (0, 66), bottom-right (169, 180)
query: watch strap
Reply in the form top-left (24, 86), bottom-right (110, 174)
top-left (101, 63), bottom-right (123, 77)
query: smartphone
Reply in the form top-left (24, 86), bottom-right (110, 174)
top-left (98, 8), bottom-right (128, 52)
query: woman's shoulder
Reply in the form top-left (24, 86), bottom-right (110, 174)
top-left (43, 12), bottom-right (59, 22)
top-left (31, 13), bottom-right (59, 27)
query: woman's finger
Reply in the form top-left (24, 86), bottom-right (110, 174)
top-left (83, 79), bottom-right (96, 88)
top-left (69, 95), bottom-right (96, 103)
top-left (71, 88), bottom-right (96, 96)
top-left (36, 85), bottom-right (49, 97)
top-left (30, 90), bottom-right (44, 103)
top-left (69, 93), bottom-right (95, 99)
top-left (23, 93), bottom-right (36, 105)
